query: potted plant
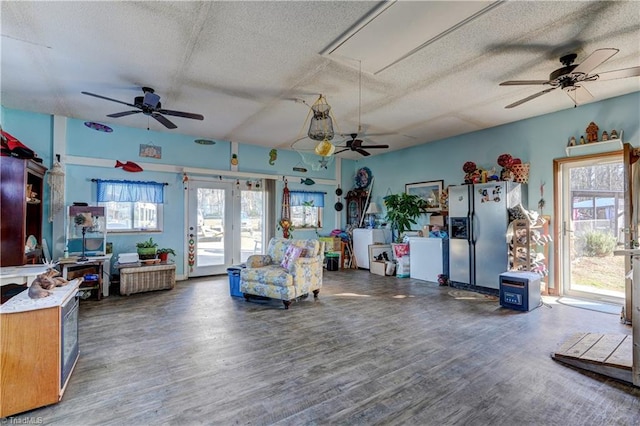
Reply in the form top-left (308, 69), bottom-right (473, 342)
top-left (136, 237), bottom-right (158, 260)
top-left (157, 248), bottom-right (176, 263)
top-left (383, 192), bottom-right (427, 243)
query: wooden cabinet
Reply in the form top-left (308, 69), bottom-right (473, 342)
top-left (345, 189), bottom-right (368, 226)
top-left (0, 281), bottom-right (80, 418)
top-left (0, 157), bottom-right (47, 266)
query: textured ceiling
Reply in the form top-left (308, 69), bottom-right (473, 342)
top-left (1, 1), bottom-right (639, 159)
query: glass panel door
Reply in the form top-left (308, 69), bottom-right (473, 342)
top-left (560, 156), bottom-right (625, 303)
top-left (239, 189), bottom-right (264, 263)
top-left (188, 180), bottom-right (232, 276)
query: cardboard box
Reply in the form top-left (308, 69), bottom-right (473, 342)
top-left (370, 261), bottom-right (386, 276)
top-left (429, 214), bottom-right (445, 227)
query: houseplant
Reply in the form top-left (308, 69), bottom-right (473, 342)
top-left (136, 237), bottom-right (158, 260)
top-left (157, 248), bottom-right (176, 263)
top-left (383, 192), bottom-right (427, 243)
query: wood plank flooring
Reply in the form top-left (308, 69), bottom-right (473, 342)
top-left (13, 270), bottom-right (640, 425)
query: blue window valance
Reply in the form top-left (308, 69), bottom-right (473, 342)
top-left (290, 190), bottom-right (324, 207)
top-left (96, 179), bottom-right (165, 203)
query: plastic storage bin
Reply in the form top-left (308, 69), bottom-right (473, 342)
top-left (326, 253), bottom-right (339, 271)
top-left (227, 267), bottom-right (243, 297)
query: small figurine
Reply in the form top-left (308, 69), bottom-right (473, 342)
top-left (569, 136), bottom-right (576, 146)
top-left (579, 136), bottom-right (586, 145)
top-left (586, 121), bottom-right (599, 143)
top-left (611, 129), bottom-right (618, 139)
top-left (602, 131), bottom-right (609, 141)
top-left (231, 153), bottom-right (239, 166)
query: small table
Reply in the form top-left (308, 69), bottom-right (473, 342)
top-left (60, 258), bottom-right (108, 300)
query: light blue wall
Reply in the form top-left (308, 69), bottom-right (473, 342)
top-left (3, 91), bottom-right (638, 280)
top-left (352, 92), bottom-right (640, 231)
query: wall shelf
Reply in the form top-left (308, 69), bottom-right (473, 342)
top-left (566, 139), bottom-right (623, 157)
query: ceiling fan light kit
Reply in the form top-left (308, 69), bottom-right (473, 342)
top-left (500, 48), bottom-right (640, 109)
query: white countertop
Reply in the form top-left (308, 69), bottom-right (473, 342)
top-left (0, 264), bottom-right (49, 280)
top-left (0, 279), bottom-right (81, 314)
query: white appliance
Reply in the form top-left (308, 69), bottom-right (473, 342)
top-left (448, 182), bottom-right (523, 290)
top-left (409, 237), bottom-right (449, 282)
top-left (353, 228), bottom-right (392, 269)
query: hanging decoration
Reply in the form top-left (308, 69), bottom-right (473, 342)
top-left (269, 149), bottom-right (278, 165)
top-left (280, 179), bottom-right (291, 238)
top-left (115, 160), bottom-right (143, 172)
top-left (290, 94), bottom-right (341, 168)
top-left (47, 156), bottom-right (65, 222)
top-left (84, 121), bottom-right (113, 133)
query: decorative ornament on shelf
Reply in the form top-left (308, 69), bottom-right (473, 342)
top-left (610, 129), bottom-right (618, 139)
top-left (586, 122), bottom-right (599, 143)
top-left (602, 131), bottom-right (609, 141)
top-left (579, 136), bottom-right (586, 145)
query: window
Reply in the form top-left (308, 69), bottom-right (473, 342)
top-left (96, 180), bottom-right (165, 232)
top-left (290, 191), bottom-right (324, 229)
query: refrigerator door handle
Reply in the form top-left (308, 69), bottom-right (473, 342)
top-left (470, 212), bottom-right (476, 244)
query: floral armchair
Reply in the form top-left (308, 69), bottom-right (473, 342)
top-left (240, 237), bottom-right (324, 309)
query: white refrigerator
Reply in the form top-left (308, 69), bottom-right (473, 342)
top-left (353, 228), bottom-right (392, 269)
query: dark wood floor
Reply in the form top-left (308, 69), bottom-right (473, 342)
top-left (21, 270), bottom-right (640, 425)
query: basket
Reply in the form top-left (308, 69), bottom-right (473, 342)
top-left (511, 163), bottom-right (530, 184)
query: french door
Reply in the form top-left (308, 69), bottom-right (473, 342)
top-left (556, 151), bottom-right (627, 304)
top-left (187, 180), bottom-right (233, 276)
top-left (187, 179), bottom-right (266, 277)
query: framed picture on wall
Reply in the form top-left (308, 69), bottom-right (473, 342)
top-left (139, 144), bottom-right (162, 159)
top-left (405, 180), bottom-right (444, 212)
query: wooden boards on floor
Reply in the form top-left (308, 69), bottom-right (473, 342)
top-left (553, 332), bottom-right (633, 384)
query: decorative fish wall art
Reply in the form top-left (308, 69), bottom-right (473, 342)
top-left (115, 160), bottom-right (143, 172)
top-left (301, 178), bottom-right (315, 185)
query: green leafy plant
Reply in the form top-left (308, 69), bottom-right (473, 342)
top-left (383, 192), bottom-right (427, 242)
top-left (136, 237), bottom-right (158, 249)
top-left (157, 248), bottom-right (176, 255)
top-left (581, 231), bottom-right (617, 257)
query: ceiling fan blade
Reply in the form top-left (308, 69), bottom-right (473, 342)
top-left (564, 85), bottom-right (593, 105)
top-left (572, 48), bottom-right (619, 75)
top-left (505, 87), bottom-right (557, 109)
top-left (81, 91), bottom-right (137, 108)
top-left (157, 109), bottom-right (204, 120)
top-left (595, 66), bottom-right (640, 81)
top-left (355, 149), bottom-right (371, 156)
top-left (151, 113), bottom-right (177, 129)
top-left (107, 110), bottom-right (141, 118)
top-left (361, 145), bottom-right (389, 149)
top-left (499, 80), bottom-right (550, 86)
top-left (334, 148), bottom-right (349, 155)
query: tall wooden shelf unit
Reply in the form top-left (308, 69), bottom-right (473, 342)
top-left (510, 216), bottom-right (551, 294)
top-left (0, 157), bottom-right (47, 266)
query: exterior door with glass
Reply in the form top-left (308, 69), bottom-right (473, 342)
top-left (556, 152), bottom-right (626, 304)
top-left (187, 180), bottom-right (232, 276)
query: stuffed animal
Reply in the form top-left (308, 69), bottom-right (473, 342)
top-left (28, 268), bottom-right (78, 299)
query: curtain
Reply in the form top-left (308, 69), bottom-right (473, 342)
top-left (265, 179), bottom-right (276, 242)
top-left (289, 190), bottom-right (325, 207)
top-left (96, 179), bottom-right (165, 203)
